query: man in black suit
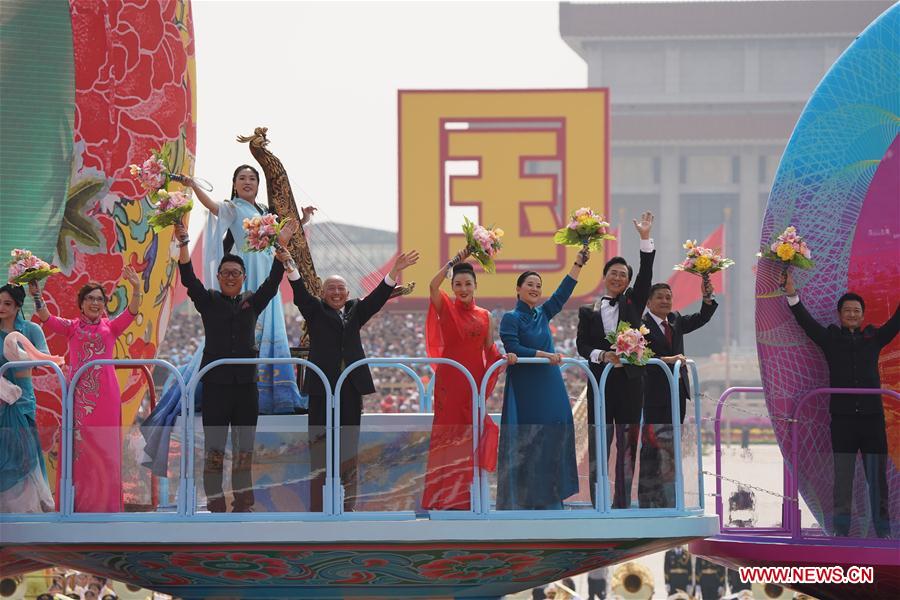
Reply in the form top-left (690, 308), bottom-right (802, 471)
top-left (279, 248), bottom-right (419, 512)
top-left (577, 211), bottom-right (655, 508)
top-left (784, 271), bottom-right (898, 537)
top-left (638, 280), bottom-right (717, 508)
top-left (174, 221), bottom-right (294, 512)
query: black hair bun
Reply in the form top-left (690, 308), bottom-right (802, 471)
top-left (452, 262), bottom-right (475, 275)
top-left (0, 284), bottom-right (25, 306)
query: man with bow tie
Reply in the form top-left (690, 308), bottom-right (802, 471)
top-left (576, 211), bottom-right (655, 508)
top-left (278, 248), bottom-right (419, 512)
top-left (638, 279), bottom-right (717, 508)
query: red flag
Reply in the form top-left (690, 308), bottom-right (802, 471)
top-left (666, 224), bottom-right (725, 312)
top-left (361, 251), bottom-right (400, 295)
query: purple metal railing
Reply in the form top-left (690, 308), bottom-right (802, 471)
top-left (714, 385), bottom-right (899, 544)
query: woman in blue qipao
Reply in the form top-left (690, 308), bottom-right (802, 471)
top-left (497, 248), bottom-right (590, 510)
top-left (142, 165), bottom-right (314, 476)
top-left (0, 284), bottom-right (58, 512)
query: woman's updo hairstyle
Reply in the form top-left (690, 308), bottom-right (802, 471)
top-left (0, 284), bottom-right (26, 307)
top-left (451, 262), bottom-right (476, 283)
top-left (516, 270), bottom-right (541, 288)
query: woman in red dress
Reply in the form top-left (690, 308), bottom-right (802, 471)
top-left (422, 251), bottom-right (511, 510)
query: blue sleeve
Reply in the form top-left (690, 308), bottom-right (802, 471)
top-left (25, 322), bottom-right (49, 353)
top-left (499, 312), bottom-right (537, 358)
top-left (541, 275), bottom-right (577, 320)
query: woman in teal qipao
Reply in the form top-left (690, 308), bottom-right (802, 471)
top-left (497, 248), bottom-right (590, 510)
top-left (0, 284), bottom-right (59, 513)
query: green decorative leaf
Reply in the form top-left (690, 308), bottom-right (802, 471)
top-left (56, 178), bottom-right (106, 267)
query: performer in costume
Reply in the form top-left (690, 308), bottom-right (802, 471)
top-left (278, 247), bottom-right (419, 511)
top-left (496, 247), bottom-right (590, 510)
top-left (0, 284), bottom-right (60, 513)
top-left (576, 211), bottom-right (655, 508)
top-left (141, 165), bottom-right (313, 477)
top-left (638, 279), bottom-right (717, 508)
top-left (663, 546), bottom-right (694, 598)
top-left (173, 220), bottom-right (295, 512)
top-left (695, 556), bottom-right (726, 599)
top-left (32, 268), bottom-right (142, 512)
top-left (783, 271), bottom-right (898, 537)
top-left (422, 251), bottom-right (510, 510)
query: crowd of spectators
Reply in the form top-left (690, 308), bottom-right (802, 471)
top-left (31, 569), bottom-right (169, 600)
top-left (157, 303), bottom-right (589, 414)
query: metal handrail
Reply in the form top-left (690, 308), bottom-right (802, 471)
top-left (0, 360), bottom-right (68, 518)
top-left (788, 387), bottom-right (900, 538)
top-left (64, 359), bottom-right (185, 516)
top-left (333, 357), bottom-right (479, 516)
top-left (714, 386), bottom-right (766, 530)
top-left (185, 357), bottom-right (332, 516)
top-left (481, 357), bottom-right (608, 513)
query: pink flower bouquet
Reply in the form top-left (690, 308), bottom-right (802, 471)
top-left (462, 217), bottom-right (503, 273)
top-left (147, 189), bottom-right (193, 233)
top-left (242, 214), bottom-right (289, 252)
top-left (674, 240), bottom-right (734, 277)
top-left (554, 207), bottom-right (616, 251)
top-left (758, 226), bottom-right (814, 269)
top-left (605, 321), bottom-right (655, 366)
top-left (129, 151), bottom-right (169, 193)
top-left (7, 249), bottom-right (59, 285)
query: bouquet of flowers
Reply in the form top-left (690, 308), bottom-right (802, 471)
top-left (554, 207), bottom-right (616, 251)
top-left (674, 240), bottom-right (734, 279)
top-left (605, 321), bottom-right (655, 366)
top-left (759, 226), bottom-right (814, 269)
top-left (243, 214), bottom-right (290, 252)
top-left (7, 249), bottom-right (59, 285)
top-left (462, 217), bottom-right (503, 273)
top-left (129, 147), bottom-right (171, 194)
top-left (147, 189), bottom-right (193, 233)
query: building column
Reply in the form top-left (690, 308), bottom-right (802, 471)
top-left (737, 149), bottom-right (760, 349)
top-left (658, 149), bottom-right (681, 276)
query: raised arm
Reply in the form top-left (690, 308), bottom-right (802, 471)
top-left (430, 248), bottom-right (469, 314)
top-left (249, 258), bottom-right (285, 315)
top-left (680, 277), bottom-right (718, 334)
top-left (182, 176), bottom-right (220, 216)
top-left (174, 221), bottom-right (212, 311)
top-left (27, 281), bottom-right (50, 323)
top-left (876, 302), bottom-right (900, 347)
top-left (631, 210), bottom-right (656, 308)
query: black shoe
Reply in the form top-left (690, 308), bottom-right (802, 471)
top-left (232, 505), bottom-right (255, 513)
top-left (207, 498), bottom-right (227, 513)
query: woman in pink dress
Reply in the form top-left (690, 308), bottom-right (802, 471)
top-left (31, 267), bottom-right (142, 512)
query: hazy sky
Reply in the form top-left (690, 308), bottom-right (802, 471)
top-left (191, 1), bottom-right (586, 232)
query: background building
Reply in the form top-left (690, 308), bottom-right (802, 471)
top-left (559, 0), bottom-right (894, 356)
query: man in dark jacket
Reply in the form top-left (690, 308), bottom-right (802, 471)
top-left (784, 271), bottom-right (899, 537)
top-left (174, 221), bottom-right (294, 512)
top-left (639, 279), bottom-right (717, 507)
top-left (576, 211), bottom-right (655, 508)
top-left (279, 248), bottom-right (419, 511)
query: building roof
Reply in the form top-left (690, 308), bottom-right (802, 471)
top-left (560, 1), bottom-right (894, 41)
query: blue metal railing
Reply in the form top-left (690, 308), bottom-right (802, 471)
top-left (1, 354), bottom-right (701, 521)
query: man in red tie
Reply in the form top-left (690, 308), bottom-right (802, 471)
top-left (638, 279), bottom-right (717, 508)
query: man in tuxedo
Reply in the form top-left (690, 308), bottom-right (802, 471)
top-left (279, 248), bottom-right (419, 512)
top-left (576, 211), bottom-right (655, 508)
top-left (784, 271), bottom-right (898, 537)
top-left (174, 221), bottom-right (294, 512)
top-left (638, 279), bottom-right (717, 507)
